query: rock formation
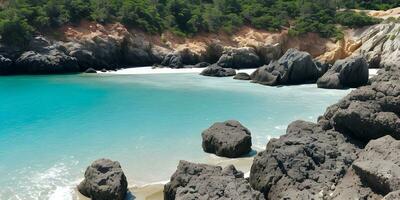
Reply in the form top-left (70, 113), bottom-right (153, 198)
top-left (78, 159), bottom-right (128, 200)
top-left (233, 72), bottom-right (251, 80)
top-left (201, 120), bottom-right (252, 158)
top-left (217, 47), bottom-right (262, 69)
top-left (317, 55), bottom-right (369, 89)
top-left (250, 63), bottom-right (400, 199)
top-left (164, 160), bottom-right (264, 200)
top-left (200, 65), bottom-right (236, 77)
top-left (250, 48), bottom-right (325, 86)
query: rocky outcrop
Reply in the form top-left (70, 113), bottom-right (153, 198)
top-left (249, 64), bottom-right (399, 199)
top-left (357, 22), bottom-right (400, 68)
top-left (330, 135), bottom-right (400, 199)
top-left (84, 68), bottom-right (97, 73)
top-left (217, 47), bottom-right (262, 69)
top-left (14, 37), bottom-right (79, 74)
top-left (161, 53), bottom-right (183, 68)
top-left (202, 120), bottom-right (252, 158)
top-left (320, 67), bottom-right (400, 141)
top-left (233, 72), bottom-right (251, 80)
top-left (200, 65), bottom-right (236, 77)
top-left (251, 48), bottom-right (324, 86)
top-left (317, 55), bottom-right (369, 89)
top-left (255, 43), bottom-right (283, 65)
top-left (78, 159), bottom-right (128, 200)
top-left (0, 55), bottom-right (13, 75)
top-left (164, 160), bottom-right (264, 200)
top-left (249, 120), bottom-right (361, 199)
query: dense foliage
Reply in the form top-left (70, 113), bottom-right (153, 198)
top-left (0, 0), bottom-right (395, 46)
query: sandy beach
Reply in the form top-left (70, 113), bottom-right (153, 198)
top-left (97, 66), bottom-right (258, 75)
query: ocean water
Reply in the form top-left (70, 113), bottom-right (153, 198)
top-left (0, 73), bottom-right (350, 200)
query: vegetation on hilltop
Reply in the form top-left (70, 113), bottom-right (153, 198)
top-left (0, 0), bottom-right (395, 47)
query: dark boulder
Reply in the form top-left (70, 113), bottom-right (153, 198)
top-left (251, 48), bottom-right (323, 86)
top-left (202, 120), bottom-right (252, 158)
top-left (317, 56), bottom-right (369, 89)
top-left (250, 120), bottom-right (361, 199)
top-left (256, 43), bottom-right (283, 65)
top-left (200, 64), bottom-right (236, 77)
top-left (78, 159), bottom-right (128, 200)
top-left (164, 160), bottom-right (264, 200)
top-left (161, 53), bottom-right (183, 69)
top-left (233, 72), bottom-right (251, 80)
top-left (0, 55), bottom-right (13, 75)
top-left (217, 47), bottom-right (262, 69)
top-left (330, 135), bottom-right (400, 199)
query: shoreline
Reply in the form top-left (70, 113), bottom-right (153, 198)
top-left (76, 155), bottom-right (255, 200)
top-left (96, 66), bottom-right (258, 76)
top-left (76, 67), bottom-right (381, 200)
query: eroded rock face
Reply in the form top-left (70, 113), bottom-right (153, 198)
top-left (251, 48), bottom-right (323, 86)
top-left (217, 47), bottom-right (262, 69)
top-left (330, 136), bottom-right (400, 199)
top-left (78, 159), bottom-right (128, 200)
top-left (161, 53), bottom-right (183, 69)
top-left (320, 71), bottom-right (400, 141)
top-left (249, 120), bottom-right (361, 199)
top-left (164, 161), bottom-right (264, 200)
top-left (200, 64), bottom-right (236, 77)
top-left (358, 22), bottom-right (400, 68)
top-left (202, 120), bottom-right (252, 158)
top-left (317, 55), bottom-right (369, 89)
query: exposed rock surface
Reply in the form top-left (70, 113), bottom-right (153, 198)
top-left (317, 55), bottom-right (369, 89)
top-left (357, 22), bottom-right (400, 68)
top-left (330, 136), bottom-right (400, 199)
top-left (320, 67), bottom-right (400, 141)
top-left (78, 159), bottom-right (128, 200)
top-left (200, 64), bottom-right (236, 77)
top-left (0, 55), bottom-right (13, 75)
top-left (249, 120), bottom-right (361, 199)
top-left (217, 47), bottom-right (262, 69)
top-left (164, 161), bottom-right (264, 200)
top-left (202, 120), bottom-right (252, 158)
top-left (161, 53), bottom-right (183, 68)
top-left (255, 43), bottom-right (283, 65)
top-left (250, 48), bottom-right (324, 86)
top-left (14, 37), bottom-right (79, 74)
top-left (233, 72), bottom-right (251, 80)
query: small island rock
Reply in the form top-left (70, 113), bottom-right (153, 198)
top-left (202, 120), bottom-right (252, 158)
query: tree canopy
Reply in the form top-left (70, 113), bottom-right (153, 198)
top-left (0, 0), bottom-right (395, 47)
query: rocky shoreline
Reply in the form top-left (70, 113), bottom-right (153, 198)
top-left (75, 54), bottom-right (399, 199)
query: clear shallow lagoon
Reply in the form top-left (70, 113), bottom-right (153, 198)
top-left (0, 73), bottom-right (350, 200)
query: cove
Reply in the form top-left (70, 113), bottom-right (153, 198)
top-left (0, 73), bottom-right (350, 200)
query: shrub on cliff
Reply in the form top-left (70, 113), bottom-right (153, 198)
top-left (336, 10), bottom-right (382, 28)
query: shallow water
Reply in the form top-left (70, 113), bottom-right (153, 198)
top-left (0, 73), bottom-right (350, 199)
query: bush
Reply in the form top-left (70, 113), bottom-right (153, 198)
top-left (0, 16), bottom-right (34, 47)
top-left (336, 11), bottom-right (381, 28)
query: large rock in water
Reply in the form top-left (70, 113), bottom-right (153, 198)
top-left (200, 64), bottom-right (236, 77)
top-left (330, 135), bottom-right (400, 199)
top-left (78, 159), bottom-right (128, 200)
top-left (217, 47), bottom-right (262, 69)
top-left (164, 160), bottom-right (264, 200)
top-left (250, 48), bottom-right (323, 86)
top-left (202, 120), bottom-right (252, 158)
top-left (317, 55), bottom-right (369, 89)
top-left (249, 120), bottom-right (361, 199)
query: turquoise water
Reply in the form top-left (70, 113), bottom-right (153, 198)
top-left (0, 73), bottom-right (350, 200)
